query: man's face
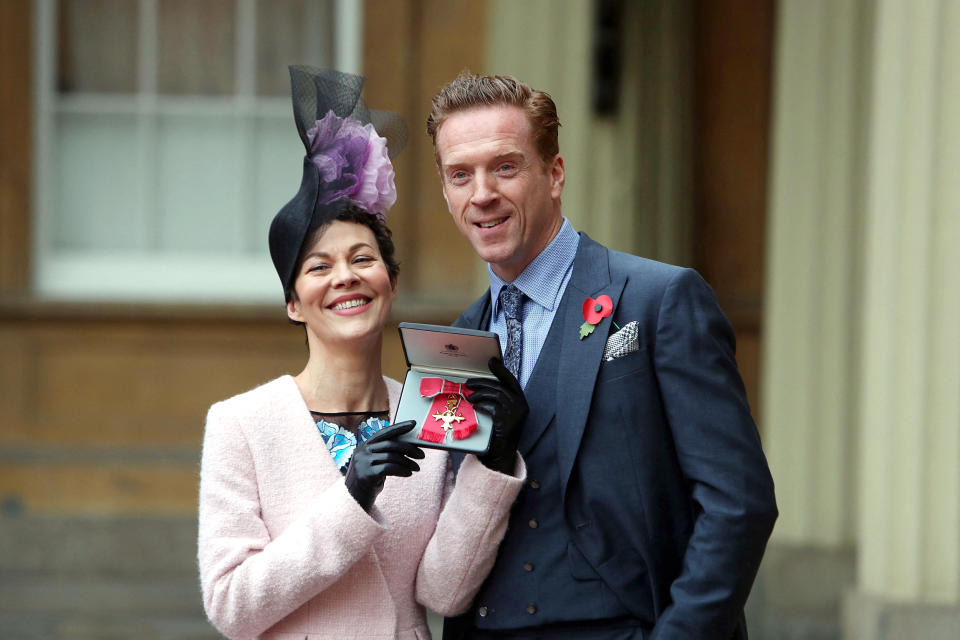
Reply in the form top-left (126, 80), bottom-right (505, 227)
top-left (435, 105), bottom-right (564, 282)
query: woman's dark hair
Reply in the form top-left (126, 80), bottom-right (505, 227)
top-left (285, 207), bottom-right (400, 321)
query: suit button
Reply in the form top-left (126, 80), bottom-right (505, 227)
top-left (529, 480), bottom-right (540, 489)
top-left (478, 606), bottom-right (488, 617)
top-left (526, 604), bottom-right (537, 614)
top-left (522, 562), bottom-right (534, 571)
top-left (528, 519), bottom-right (538, 529)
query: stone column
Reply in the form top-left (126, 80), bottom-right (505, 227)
top-left (844, 0), bottom-right (960, 636)
top-left (758, 0), bottom-right (869, 633)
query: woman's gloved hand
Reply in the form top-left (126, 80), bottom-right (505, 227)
top-left (466, 358), bottom-right (528, 475)
top-left (344, 420), bottom-right (424, 512)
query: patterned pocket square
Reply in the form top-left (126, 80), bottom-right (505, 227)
top-left (603, 321), bottom-right (639, 361)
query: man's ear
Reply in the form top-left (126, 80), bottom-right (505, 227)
top-left (550, 155), bottom-right (565, 200)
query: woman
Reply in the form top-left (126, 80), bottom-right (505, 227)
top-left (198, 67), bottom-right (526, 640)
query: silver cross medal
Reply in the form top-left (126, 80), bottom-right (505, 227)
top-left (432, 394), bottom-right (465, 433)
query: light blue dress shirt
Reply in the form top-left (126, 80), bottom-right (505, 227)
top-left (488, 218), bottom-right (579, 389)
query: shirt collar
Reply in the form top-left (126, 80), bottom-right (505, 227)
top-left (489, 218), bottom-right (579, 316)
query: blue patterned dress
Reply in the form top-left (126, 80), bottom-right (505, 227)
top-left (310, 410), bottom-right (390, 474)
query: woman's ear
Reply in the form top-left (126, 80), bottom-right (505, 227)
top-left (286, 296), bottom-right (303, 323)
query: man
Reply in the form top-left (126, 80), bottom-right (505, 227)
top-left (427, 72), bottom-right (777, 640)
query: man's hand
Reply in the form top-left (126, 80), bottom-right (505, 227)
top-left (344, 420), bottom-right (424, 512)
top-left (466, 358), bottom-right (528, 475)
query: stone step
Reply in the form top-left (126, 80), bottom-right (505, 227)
top-left (0, 514), bottom-right (199, 576)
top-left (0, 612), bottom-right (222, 640)
top-left (1, 514), bottom-right (217, 637)
top-left (0, 578), bottom-right (204, 615)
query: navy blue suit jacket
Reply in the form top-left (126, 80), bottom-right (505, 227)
top-left (449, 233), bottom-right (777, 639)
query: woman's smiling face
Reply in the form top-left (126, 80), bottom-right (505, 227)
top-left (287, 220), bottom-right (396, 348)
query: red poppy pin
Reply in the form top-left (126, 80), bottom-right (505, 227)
top-left (580, 295), bottom-right (613, 339)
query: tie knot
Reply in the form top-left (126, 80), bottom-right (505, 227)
top-left (499, 285), bottom-right (524, 321)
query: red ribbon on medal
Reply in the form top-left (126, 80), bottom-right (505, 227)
top-left (418, 378), bottom-right (477, 444)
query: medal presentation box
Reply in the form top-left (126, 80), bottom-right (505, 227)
top-left (394, 323), bottom-right (501, 455)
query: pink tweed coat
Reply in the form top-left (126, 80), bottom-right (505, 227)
top-left (198, 375), bottom-right (525, 640)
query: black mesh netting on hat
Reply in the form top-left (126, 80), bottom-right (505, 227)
top-left (288, 65), bottom-right (408, 159)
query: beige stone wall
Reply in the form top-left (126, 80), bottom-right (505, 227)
top-left (762, 0), bottom-right (960, 637)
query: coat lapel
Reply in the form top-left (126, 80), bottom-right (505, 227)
top-left (274, 376), bottom-right (346, 482)
top-left (554, 234), bottom-right (626, 499)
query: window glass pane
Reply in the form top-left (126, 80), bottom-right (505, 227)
top-left (156, 115), bottom-right (244, 252)
top-left (157, 0), bottom-right (235, 95)
top-left (253, 117), bottom-right (306, 251)
top-left (57, 0), bottom-right (138, 93)
top-left (256, 0), bottom-right (334, 96)
top-left (54, 113), bottom-right (141, 250)
top-left (39, 0), bottom-right (355, 300)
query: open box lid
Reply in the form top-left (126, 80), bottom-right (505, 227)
top-left (397, 322), bottom-right (502, 375)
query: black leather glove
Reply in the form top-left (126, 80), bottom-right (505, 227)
top-left (466, 358), bottom-right (528, 475)
top-left (344, 420), bottom-right (424, 512)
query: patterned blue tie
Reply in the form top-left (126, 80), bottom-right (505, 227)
top-left (499, 285), bottom-right (525, 380)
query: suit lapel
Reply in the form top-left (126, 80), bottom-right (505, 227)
top-left (455, 288), bottom-right (556, 454)
top-left (514, 312), bottom-right (561, 454)
top-left (554, 235), bottom-right (626, 499)
top-left (453, 236), bottom-right (626, 497)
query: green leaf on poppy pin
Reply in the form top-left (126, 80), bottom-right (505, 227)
top-left (579, 322), bottom-right (596, 340)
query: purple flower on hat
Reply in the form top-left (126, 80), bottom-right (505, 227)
top-left (306, 110), bottom-right (396, 220)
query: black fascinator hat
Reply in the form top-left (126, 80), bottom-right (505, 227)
top-left (268, 66), bottom-right (407, 296)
